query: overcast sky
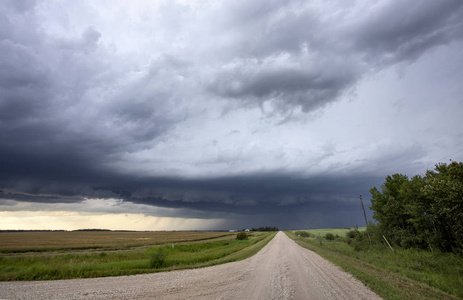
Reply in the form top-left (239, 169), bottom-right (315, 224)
top-left (1, 0), bottom-right (463, 230)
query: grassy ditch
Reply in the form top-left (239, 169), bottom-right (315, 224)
top-left (285, 230), bottom-right (462, 299)
top-left (0, 231), bottom-right (275, 281)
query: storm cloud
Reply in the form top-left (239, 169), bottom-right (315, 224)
top-left (1, 0), bottom-right (463, 229)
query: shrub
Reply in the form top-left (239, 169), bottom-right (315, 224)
top-left (236, 232), bottom-right (248, 240)
top-left (349, 230), bottom-right (375, 251)
top-left (353, 240), bottom-right (363, 251)
top-left (325, 233), bottom-right (335, 240)
top-left (150, 248), bottom-right (167, 269)
top-left (295, 231), bottom-right (311, 237)
top-left (346, 228), bottom-right (360, 239)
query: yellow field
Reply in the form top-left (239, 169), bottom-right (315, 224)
top-left (0, 231), bottom-right (235, 252)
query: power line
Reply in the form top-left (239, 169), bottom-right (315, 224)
top-left (413, 149), bottom-right (463, 175)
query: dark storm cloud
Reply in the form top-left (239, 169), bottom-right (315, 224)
top-left (207, 62), bottom-right (358, 113)
top-left (0, 150), bottom-right (383, 226)
top-left (0, 0), bottom-right (462, 229)
top-left (0, 1), bottom-right (186, 185)
top-left (0, 189), bottom-right (84, 204)
top-left (122, 174), bottom-right (382, 214)
top-left (352, 1), bottom-right (463, 64)
top-left (206, 0), bottom-right (463, 112)
top-left (86, 171), bottom-right (383, 229)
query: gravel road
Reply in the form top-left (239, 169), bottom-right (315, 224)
top-left (0, 232), bottom-right (381, 299)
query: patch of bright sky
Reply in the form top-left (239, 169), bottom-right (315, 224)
top-left (0, 211), bottom-right (221, 231)
top-left (0, 199), bottom-right (224, 230)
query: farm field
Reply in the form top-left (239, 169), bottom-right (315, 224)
top-left (0, 230), bottom-right (235, 252)
top-left (285, 230), bottom-right (463, 299)
top-left (301, 227), bottom-right (365, 237)
top-left (0, 231), bottom-right (275, 281)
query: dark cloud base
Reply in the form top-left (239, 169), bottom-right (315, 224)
top-left (0, 165), bottom-right (384, 229)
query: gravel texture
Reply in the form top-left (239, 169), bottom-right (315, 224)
top-left (0, 232), bottom-right (381, 299)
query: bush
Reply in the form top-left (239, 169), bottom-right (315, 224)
top-left (150, 248), bottom-right (167, 269)
top-left (353, 239), bottom-right (363, 251)
top-left (346, 227), bottom-right (361, 239)
top-left (294, 231), bottom-right (311, 237)
top-left (325, 233), bottom-right (335, 240)
top-left (236, 232), bottom-right (248, 240)
top-left (350, 229), bottom-right (376, 251)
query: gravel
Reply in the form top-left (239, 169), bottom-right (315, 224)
top-left (0, 232), bottom-right (382, 299)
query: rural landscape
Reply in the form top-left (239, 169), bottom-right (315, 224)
top-left (1, 0), bottom-right (463, 299)
top-left (2, 160), bottom-right (463, 299)
top-left (1, 207), bottom-right (463, 299)
top-left (1, 162), bottom-right (462, 298)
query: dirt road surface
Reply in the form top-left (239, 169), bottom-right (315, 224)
top-left (0, 232), bottom-right (381, 299)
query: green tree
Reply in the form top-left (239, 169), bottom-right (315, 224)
top-left (423, 162), bottom-right (463, 252)
top-left (400, 175), bottom-right (431, 249)
top-left (370, 161), bottom-right (463, 253)
top-left (370, 173), bottom-right (412, 246)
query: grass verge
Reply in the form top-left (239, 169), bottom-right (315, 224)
top-left (285, 230), bottom-right (462, 300)
top-left (0, 232), bottom-right (276, 281)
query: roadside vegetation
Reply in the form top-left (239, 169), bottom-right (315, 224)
top-left (287, 229), bottom-right (462, 299)
top-left (370, 161), bottom-right (463, 253)
top-left (0, 231), bottom-right (276, 281)
top-left (286, 161), bottom-right (463, 299)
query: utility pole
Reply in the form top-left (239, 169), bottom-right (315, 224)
top-left (359, 195), bottom-right (372, 246)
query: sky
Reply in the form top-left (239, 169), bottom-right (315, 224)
top-left (1, 0), bottom-right (463, 231)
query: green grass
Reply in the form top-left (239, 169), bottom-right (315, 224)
top-left (300, 227), bottom-right (365, 237)
top-left (285, 230), bottom-right (462, 299)
top-left (0, 232), bottom-right (276, 281)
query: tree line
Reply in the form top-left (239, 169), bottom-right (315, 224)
top-left (251, 227), bottom-right (279, 231)
top-left (369, 161), bottom-right (463, 253)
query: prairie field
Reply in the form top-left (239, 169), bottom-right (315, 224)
top-left (0, 231), bottom-right (235, 252)
top-left (0, 231), bottom-right (276, 280)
